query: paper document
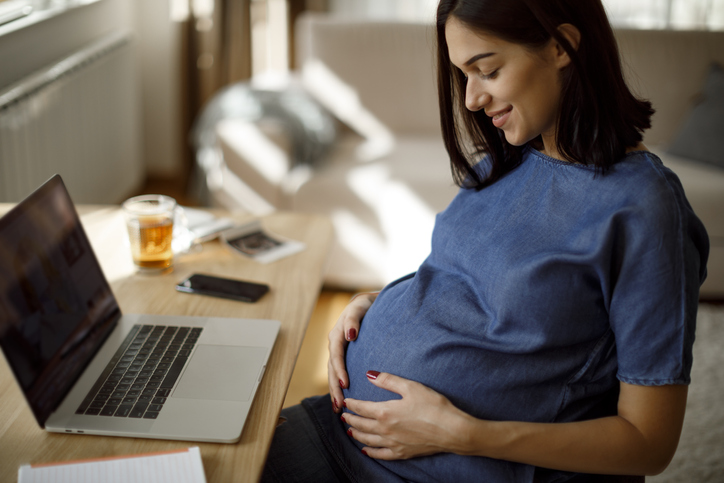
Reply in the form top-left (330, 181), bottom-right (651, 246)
top-left (18, 446), bottom-right (207, 483)
top-left (222, 220), bottom-right (306, 263)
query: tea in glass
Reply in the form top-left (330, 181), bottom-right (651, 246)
top-left (122, 195), bottom-right (176, 273)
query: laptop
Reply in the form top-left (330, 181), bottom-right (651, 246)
top-left (0, 175), bottom-right (280, 443)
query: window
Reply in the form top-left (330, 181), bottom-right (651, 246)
top-left (329, 0), bottom-right (438, 22)
top-left (329, 0), bottom-right (724, 30)
top-left (603, 0), bottom-right (724, 30)
top-left (1, 1), bottom-right (103, 30)
top-left (0, 0), bottom-right (32, 27)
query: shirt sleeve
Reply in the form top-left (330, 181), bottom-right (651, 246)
top-left (608, 162), bottom-right (709, 386)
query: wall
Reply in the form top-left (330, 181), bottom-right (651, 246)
top-left (0, 0), bottom-right (185, 181)
top-left (132, 0), bottom-right (183, 178)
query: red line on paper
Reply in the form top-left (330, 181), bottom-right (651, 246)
top-left (30, 447), bottom-right (192, 468)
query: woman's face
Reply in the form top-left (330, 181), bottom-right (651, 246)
top-left (445, 17), bottom-right (569, 154)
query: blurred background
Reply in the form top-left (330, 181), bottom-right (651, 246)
top-left (1, 0), bottom-right (722, 208)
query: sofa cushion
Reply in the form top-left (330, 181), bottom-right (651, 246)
top-left (651, 147), bottom-right (724, 298)
top-left (667, 63), bottom-right (724, 169)
top-left (296, 14), bottom-right (441, 137)
top-left (292, 135), bottom-right (459, 289)
top-left (614, 30), bottom-right (724, 147)
top-left (653, 147), bottom-right (724, 241)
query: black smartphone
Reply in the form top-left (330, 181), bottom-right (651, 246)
top-left (175, 273), bottom-right (269, 303)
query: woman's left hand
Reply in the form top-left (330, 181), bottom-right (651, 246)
top-left (342, 371), bottom-right (472, 460)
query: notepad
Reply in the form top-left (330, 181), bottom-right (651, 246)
top-left (18, 447), bottom-right (207, 483)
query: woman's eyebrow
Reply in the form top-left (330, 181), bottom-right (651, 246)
top-left (464, 52), bottom-right (495, 66)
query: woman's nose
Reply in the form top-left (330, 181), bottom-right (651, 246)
top-left (465, 78), bottom-right (490, 112)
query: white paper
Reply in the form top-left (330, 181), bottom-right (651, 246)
top-left (18, 446), bottom-right (207, 483)
top-left (172, 207), bottom-right (235, 254)
top-left (221, 220), bottom-right (306, 264)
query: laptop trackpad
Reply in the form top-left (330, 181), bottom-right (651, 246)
top-left (172, 345), bottom-right (267, 402)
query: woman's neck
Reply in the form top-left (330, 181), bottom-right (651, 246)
top-left (626, 143), bottom-right (649, 153)
top-left (539, 136), bottom-right (649, 160)
top-left (537, 137), bottom-right (567, 161)
top-left (540, 133), bottom-right (563, 161)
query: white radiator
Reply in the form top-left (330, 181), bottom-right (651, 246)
top-left (0, 31), bottom-right (142, 203)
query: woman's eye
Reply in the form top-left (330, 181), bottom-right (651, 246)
top-left (481, 69), bottom-right (499, 80)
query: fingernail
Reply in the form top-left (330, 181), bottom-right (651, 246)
top-left (361, 449), bottom-right (369, 456)
top-left (339, 379), bottom-right (346, 389)
top-left (343, 400), bottom-right (348, 408)
top-left (333, 398), bottom-right (338, 411)
top-left (340, 414), bottom-right (346, 423)
top-left (346, 428), bottom-right (353, 437)
top-left (347, 328), bottom-right (357, 340)
top-left (366, 370), bottom-right (380, 380)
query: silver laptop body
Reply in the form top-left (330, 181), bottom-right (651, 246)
top-left (0, 175), bottom-right (280, 443)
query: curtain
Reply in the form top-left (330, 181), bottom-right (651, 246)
top-left (185, 0), bottom-right (252, 122)
top-left (181, 0), bottom-right (327, 196)
top-left (185, 0), bottom-right (327, 123)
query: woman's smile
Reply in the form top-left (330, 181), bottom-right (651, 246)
top-left (488, 106), bottom-right (513, 128)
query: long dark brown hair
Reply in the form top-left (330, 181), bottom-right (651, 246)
top-left (436, 0), bottom-right (654, 189)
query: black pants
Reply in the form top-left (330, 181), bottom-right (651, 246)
top-left (261, 402), bottom-right (351, 483)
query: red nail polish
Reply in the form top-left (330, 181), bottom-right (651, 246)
top-left (339, 379), bottom-right (346, 389)
top-left (343, 400), bottom-right (348, 408)
top-left (366, 370), bottom-right (380, 380)
top-left (346, 428), bottom-right (353, 437)
top-left (348, 328), bottom-right (357, 340)
top-left (333, 398), bottom-right (338, 411)
top-left (340, 414), bottom-right (346, 423)
top-left (361, 449), bottom-right (369, 456)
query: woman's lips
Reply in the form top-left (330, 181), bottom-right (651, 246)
top-left (490, 106), bottom-right (513, 128)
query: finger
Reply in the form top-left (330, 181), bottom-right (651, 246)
top-left (328, 332), bottom-right (350, 392)
top-left (343, 397), bottom-right (387, 420)
top-left (328, 360), bottom-right (345, 413)
top-left (364, 371), bottom-right (412, 397)
top-left (360, 446), bottom-right (398, 461)
top-left (344, 424), bottom-right (388, 450)
top-left (342, 311), bottom-right (361, 341)
top-left (341, 302), bottom-right (369, 341)
top-left (340, 409), bottom-right (378, 435)
top-left (345, 427), bottom-right (408, 461)
top-left (343, 292), bottom-right (379, 341)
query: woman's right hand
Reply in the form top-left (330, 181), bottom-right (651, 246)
top-left (328, 292), bottom-right (379, 413)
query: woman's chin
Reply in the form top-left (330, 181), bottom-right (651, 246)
top-left (502, 131), bottom-right (537, 147)
top-left (503, 132), bottom-right (525, 146)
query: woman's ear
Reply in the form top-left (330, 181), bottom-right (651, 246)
top-left (553, 23), bottom-right (581, 69)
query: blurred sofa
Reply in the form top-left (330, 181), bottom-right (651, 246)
top-left (199, 14), bottom-right (724, 297)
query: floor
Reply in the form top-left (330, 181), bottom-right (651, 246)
top-left (282, 291), bottom-right (355, 408)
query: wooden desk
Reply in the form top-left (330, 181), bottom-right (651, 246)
top-left (0, 205), bottom-right (333, 482)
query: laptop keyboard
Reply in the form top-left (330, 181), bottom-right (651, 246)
top-left (76, 324), bottom-right (202, 420)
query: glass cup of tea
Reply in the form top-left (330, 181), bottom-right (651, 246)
top-left (122, 194), bottom-right (176, 273)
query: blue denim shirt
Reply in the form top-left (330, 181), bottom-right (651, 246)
top-left (314, 148), bottom-right (709, 482)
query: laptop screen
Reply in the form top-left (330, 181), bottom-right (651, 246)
top-left (0, 175), bottom-right (120, 426)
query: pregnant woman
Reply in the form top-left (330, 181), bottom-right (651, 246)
top-left (262, 0), bottom-right (709, 481)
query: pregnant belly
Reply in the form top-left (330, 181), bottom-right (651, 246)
top-left (341, 301), bottom-right (581, 425)
top-left (340, 269), bottom-right (609, 426)
top-left (341, 298), bottom-right (513, 419)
